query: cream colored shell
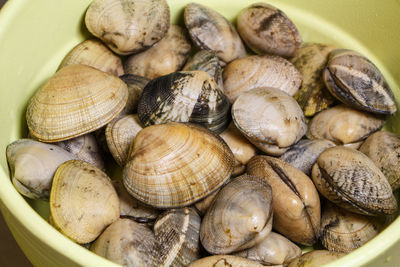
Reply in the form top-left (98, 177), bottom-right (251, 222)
top-left (26, 65), bottom-right (128, 142)
top-left (189, 255), bottom-right (265, 267)
top-left (123, 122), bottom-right (234, 208)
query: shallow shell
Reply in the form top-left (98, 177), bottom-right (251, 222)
top-left (189, 255), bottom-right (264, 267)
top-left (119, 74), bottom-right (150, 116)
top-left (323, 49), bottom-right (397, 114)
top-left (312, 146), bottom-right (397, 216)
top-left (124, 25), bottom-right (191, 80)
top-left (247, 156), bottom-right (320, 246)
top-left (26, 65), bottom-right (128, 142)
top-left (58, 39), bottom-right (123, 76)
top-left (85, 0), bottom-right (170, 55)
top-left (123, 122), bottom-right (234, 208)
top-left (223, 55), bottom-right (302, 103)
top-left (50, 160), bottom-right (120, 244)
top-left (291, 43), bottom-right (336, 116)
top-left (306, 105), bottom-right (385, 145)
top-left (6, 139), bottom-right (77, 200)
top-left (138, 70), bottom-right (230, 134)
top-left (232, 87), bottom-right (307, 156)
top-left (184, 2), bottom-right (246, 63)
top-left (200, 174), bottom-right (273, 254)
top-left (237, 2), bottom-right (301, 58)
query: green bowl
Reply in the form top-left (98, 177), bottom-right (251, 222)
top-left (1, 0), bottom-right (400, 266)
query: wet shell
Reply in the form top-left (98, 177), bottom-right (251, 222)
top-left (234, 232), bottom-right (302, 265)
top-left (307, 105), bottom-right (385, 145)
top-left (26, 65), bottom-right (128, 142)
top-left (287, 250), bottom-right (345, 267)
top-left (124, 25), bottom-right (192, 80)
top-left (119, 74), bottom-right (150, 116)
top-left (223, 55), bottom-right (302, 103)
top-left (247, 156), bottom-right (320, 246)
top-left (323, 49), bottom-right (397, 114)
top-left (6, 139), bottom-right (77, 200)
top-left (200, 175), bottom-right (273, 254)
top-left (189, 255), bottom-right (264, 267)
top-left (50, 160), bottom-right (120, 244)
top-left (91, 218), bottom-right (159, 266)
top-left (138, 70), bottom-right (230, 134)
top-left (55, 133), bottom-right (105, 170)
top-left (58, 39), bottom-right (124, 76)
top-left (85, 0), bottom-right (170, 55)
top-left (219, 122), bottom-right (257, 177)
top-left (184, 2), bottom-right (246, 63)
top-left (359, 131), bottom-right (400, 191)
top-left (232, 87), bottom-right (307, 156)
top-left (312, 146), bottom-right (397, 216)
top-left (154, 208), bottom-right (201, 266)
top-left (279, 139), bottom-right (336, 175)
top-left (194, 189), bottom-right (219, 215)
top-left (182, 50), bottom-right (224, 90)
top-left (106, 114), bottom-right (143, 166)
top-left (320, 202), bottom-right (384, 253)
top-left (123, 122), bottom-right (234, 208)
top-left (237, 2), bottom-right (301, 58)
top-left (291, 43), bottom-right (336, 116)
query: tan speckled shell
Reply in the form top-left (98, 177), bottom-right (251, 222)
top-left (26, 65), bottom-right (128, 142)
top-left (50, 160), bottom-right (120, 244)
top-left (287, 250), bottom-right (345, 267)
top-left (58, 39), bottom-right (124, 76)
top-left (123, 122), bottom-right (234, 208)
top-left (189, 255), bottom-right (265, 267)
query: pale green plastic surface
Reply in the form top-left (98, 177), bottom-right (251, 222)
top-left (0, 0), bottom-right (400, 266)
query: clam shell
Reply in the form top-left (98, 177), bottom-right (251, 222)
top-left (237, 2), bottom-right (301, 58)
top-left (119, 74), bottom-right (150, 116)
top-left (320, 202), bottom-right (384, 253)
top-left (247, 156), bottom-right (321, 246)
top-left (137, 70), bottom-right (230, 134)
top-left (223, 55), bottom-right (302, 103)
top-left (124, 25), bottom-right (192, 80)
top-left (194, 189), bottom-right (219, 215)
top-left (306, 105), bottom-right (385, 145)
top-left (123, 122), bottom-right (234, 208)
top-left (359, 131), bottom-right (400, 190)
top-left (234, 232), bottom-right (301, 265)
top-left (85, 0), bottom-right (170, 55)
top-left (58, 39), bottom-right (123, 76)
top-left (279, 139), bottom-right (336, 175)
top-left (6, 139), bottom-right (77, 200)
top-left (50, 160), bottom-right (120, 244)
top-left (200, 174), bottom-right (273, 254)
top-left (55, 133), bottom-right (105, 170)
top-left (312, 146), bottom-right (398, 216)
top-left (287, 250), bottom-right (345, 267)
top-left (232, 87), bottom-right (307, 156)
top-left (27, 65), bottom-right (128, 142)
top-left (189, 255), bottom-right (265, 267)
top-left (106, 114), bottom-right (143, 166)
top-left (184, 2), bottom-right (246, 63)
top-left (323, 49), bottom-right (397, 114)
top-left (291, 43), bottom-right (337, 116)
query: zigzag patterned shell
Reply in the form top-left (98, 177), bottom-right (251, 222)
top-left (27, 65), bottom-right (128, 142)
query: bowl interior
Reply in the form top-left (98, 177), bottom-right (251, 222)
top-left (0, 0), bottom-right (400, 266)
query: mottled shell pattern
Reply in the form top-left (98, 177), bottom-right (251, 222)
top-left (223, 55), bottom-right (302, 103)
top-left (200, 174), bottom-right (273, 254)
top-left (26, 65), bottom-right (128, 142)
top-left (237, 2), bottom-right (302, 58)
top-left (232, 87), bottom-right (307, 156)
top-left (287, 250), bottom-right (346, 267)
top-left (58, 38), bottom-right (124, 76)
top-left (184, 2), bottom-right (246, 63)
top-left (85, 0), bottom-right (170, 55)
top-left (138, 70), bottom-right (230, 134)
top-left (123, 122), bottom-right (234, 208)
top-left (50, 160), bottom-right (120, 244)
top-left (312, 146), bottom-right (398, 216)
top-left (124, 25), bottom-right (192, 80)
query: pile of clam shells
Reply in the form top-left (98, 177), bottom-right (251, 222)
top-left (6, 0), bottom-right (400, 266)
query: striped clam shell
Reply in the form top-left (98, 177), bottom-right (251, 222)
top-left (119, 74), bottom-right (150, 116)
top-left (138, 70), bottom-right (230, 134)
